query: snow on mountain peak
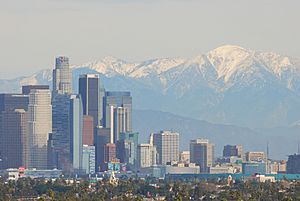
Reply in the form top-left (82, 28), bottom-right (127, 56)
top-left (207, 45), bottom-right (255, 82)
top-left (129, 58), bottom-right (186, 78)
top-left (20, 45), bottom-right (300, 95)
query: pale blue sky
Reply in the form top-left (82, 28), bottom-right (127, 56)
top-left (0, 0), bottom-right (299, 79)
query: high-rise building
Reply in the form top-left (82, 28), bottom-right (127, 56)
top-left (79, 74), bottom-right (104, 128)
top-left (0, 94), bottom-right (29, 112)
top-left (0, 93), bottom-right (29, 169)
top-left (153, 131), bottom-right (179, 165)
top-left (103, 91), bottom-right (132, 142)
top-left (82, 145), bottom-right (96, 175)
top-left (245, 152), bottom-right (265, 162)
top-left (137, 143), bottom-right (156, 169)
top-left (83, 116), bottom-right (94, 146)
top-left (104, 143), bottom-right (117, 164)
top-left (52, 56), bottom-right (72, 95)
top-left (287, 154), bottom-right (300, 174)
top-left (69, 95), bottom-right (83, 172)
top-left (47, 133), bottom-right (55, 169)
top-left (27, 89), bottom-right (52, 169)
top-left (52, 94), bottom-right (83, 172)
top-left (190, 138), bottom-right (214, 173)
top-left (117, 132), bottom-right (139, 170)
top-left (22, 85), bottom-right (50, 95)
top-left (95, 128), bottom-right (111, 172)
top-left (223, 145), bottom-right (243, 158)
top-left (0, 109), bottom-right (28, 169)
top-left (52, 94), bottom-right (71, 170)
top-left (113, 107), bottom-right (130, 143)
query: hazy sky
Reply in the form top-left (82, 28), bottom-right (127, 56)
top-left (1, 0), bottom-right (299, 79)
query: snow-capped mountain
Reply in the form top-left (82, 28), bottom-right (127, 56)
top-left (1, 45), bottom-right (300, 128)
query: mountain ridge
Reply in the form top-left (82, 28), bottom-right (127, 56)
top-left (133, 109), bottom-right (300, 159)
top-left (1, 45), bottom-right (300, 128)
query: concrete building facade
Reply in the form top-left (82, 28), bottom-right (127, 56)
top-left (153, 131), bottom-right (179, 165)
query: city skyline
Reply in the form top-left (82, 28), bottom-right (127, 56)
top-left (2, 53), bottom-right (297, 159)
top-left (0, 56), bottom-right (298, 178)
top-left (2, 1), bottom-right (300, 199)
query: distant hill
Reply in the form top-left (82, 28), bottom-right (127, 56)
top-left (133, 109), bottom-right (300, 159)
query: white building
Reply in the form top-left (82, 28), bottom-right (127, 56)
top-left (113, 107), bottom-right (130, 143)
top-left (165, 163), bottom-right (200, 174)
top-left (180, 151), bottom-right (190, 163)
top-left (252, 175), bottom-right (276, 183)
top-left (137, 143), bottom-right (157, 168)
top-left (82, 145), bottom-right (96, 175)
top-left (209, 166), bottom-right (236, 174)
top-left (28, 89), bottom-right (52, 169)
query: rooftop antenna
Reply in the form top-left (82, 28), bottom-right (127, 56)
top-left (267, 141), bottom-right (269, 160)
top-left (266, 141), bottom-right (269, 174)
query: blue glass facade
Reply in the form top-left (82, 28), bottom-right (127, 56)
top-left (52, 94), bottom-right (83, 173)
top-left (117, 132), bottom-right (139, 170)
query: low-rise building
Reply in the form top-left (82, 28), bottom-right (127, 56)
top-left (166, 163), bottom-right (200, 174)
top-left (251, 174), bottom-right (275, 183)
top-left (1, 168), bottom-right (62, 180)
top-left (209, 166), bottom-right (235, 174)
top-left (180, 151), bottom-right (190, 163)
top-left (245, 152), bottom-right (265, 162)
top-left (242, 162), bottom-right (266, 175)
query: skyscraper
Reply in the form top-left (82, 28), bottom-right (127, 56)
top-left (0, 93), bottom-right (29, 169)
top-left (52, 94), bottom-right (83, 172)
top-left (79, 74), bottom-right (103, 128)
top-left (190, 139), bottom-right (214, 173)
top-left (27, 89), bottom-right (52, 169)
top-left (83, 115), bottom-right (94, 146)
top-left (52, 56), bottom-right (72, 95)
top-left (22, 85), bottom-right (50, 95)
top-left (153, 131), bottom-right (179, 165)
top-left (103, 91), bottom-right (132, 142)
top-left (113, 107), bottom-right (130, 143)
top-left (52, 94), bottom-right (71, 170)
top-left (69, 94), bottom-right (83, 172)
top-left (104, 143), bottom-right (117, 164)
top-left (117, 132), bottom-right (139, 170)
top-left (0, 109), bottom-right (28, 169)
top-left (0, 94), bottom-right (29, 112)
top-left (95, 128), bottom-right (110, 172)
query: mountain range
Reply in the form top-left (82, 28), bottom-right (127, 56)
top-left (1, 45), bottom-right (300, 158)
top-left (2, 45), bottom-right (300, 128)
